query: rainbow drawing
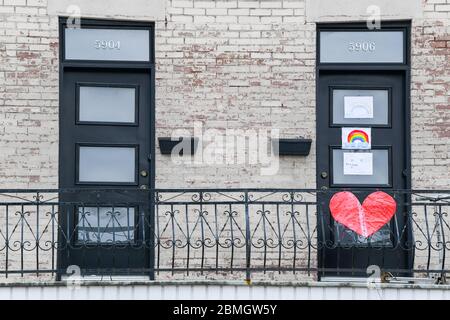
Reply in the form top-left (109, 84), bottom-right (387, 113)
top-left (342, 127), bottom-right (371, 150)
top-left (347, 129), bottom-right (369, 144)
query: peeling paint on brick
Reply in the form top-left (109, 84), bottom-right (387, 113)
top-left (0, 0), bottom-right (448, 192)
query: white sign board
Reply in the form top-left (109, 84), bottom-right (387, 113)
top-left (342, 127), bottom-right (371, 150)
top-left (65, 28), bottom-right (150, 62)
top-left (320, 31), bottom-right (405, 64)
top-left (343, 152), bottom-right (373, 176)
top-left (344, 96), bottom-right (374, 119)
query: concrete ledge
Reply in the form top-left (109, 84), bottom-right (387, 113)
top-left (1, 280), bottom-right (449, 290)
top-left (1, 281), bottom-right (450, 300)
top-left (306, 0), bottom-right (423, 23)
top-left (47, 0), bottom-right (166, 21)
top-left (1, 280), bottom-right (449, 299)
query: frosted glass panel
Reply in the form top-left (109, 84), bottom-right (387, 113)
top-left (333, 89), bottom-right (389, 125)
top-left (335, 222), bottom-right (391, 246)
top-left (320, 31), bottom-right (404, 63)
top-left (77, 207), bottom-right (135, 243)
top-left (78, 146), bottom-right (136, 183)
top-left (332, 149), bottom-right (389, 185)
top-left (79, 86), bottom-right (136, 123)
top-left (65, 28), bottom-right (150, 61)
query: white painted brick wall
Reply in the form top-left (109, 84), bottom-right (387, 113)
top-left (411, 1), bottom-right (450, 189)
top-left (0, 0), bottom-right (448, 190)
top-left (156, 0), bottom-right (315, 189)
top-left (0, 0), bottom-right (448, 281)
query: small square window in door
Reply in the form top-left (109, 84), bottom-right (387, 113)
top-left (331, 148), bottom-right (391, 187)
top-left (332, 89), bottom-right (390, 126)
top-left (77, 84), bottom-right (138, 124)
top-left (77, 207), bottom-right (136, 243)
top-left (335, 222), bottom-right (392, 246)
top-left (77, 145), bottom-right (137, 184)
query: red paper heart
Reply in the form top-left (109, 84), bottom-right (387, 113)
top-left (329, 191), bottom-right (396, 237)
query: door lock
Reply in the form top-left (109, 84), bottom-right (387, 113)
top-left (140, 170), bottom-right (149, 177)
top-left (320, 171), bottom-right (328, 179)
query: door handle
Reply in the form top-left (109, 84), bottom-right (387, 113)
top-left (320, 171), bottom-right (328, 179)
top-left (140, 170), bottom-right (149, 177)
top-left (139, 185), bottom-right (149, 190)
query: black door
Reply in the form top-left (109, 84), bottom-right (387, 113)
top-left (317, 71), bottom-right (411, 278)
top-left (58, 69), bottom-right (153, 276)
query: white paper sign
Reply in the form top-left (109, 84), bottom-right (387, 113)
top-left (344, 96), bottom-right (374, 119)
top-left (343, 152), bottom-right (373, 175)
top-left (342, 127), bottom-right (371, 150)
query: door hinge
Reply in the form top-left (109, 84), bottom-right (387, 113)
top-left (402, 169), bottom-right (409, 177)
top-left (147, 154), bottom-right (152, 161)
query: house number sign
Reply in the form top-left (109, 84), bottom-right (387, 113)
top-left (65, 28), bottom-right (150, 62)
top-left (320, 31), bottom-right (404, 63)
top-left (348, 41), bottom-right (375, 52)
top-left (94, 40), bottom-right (121, 50)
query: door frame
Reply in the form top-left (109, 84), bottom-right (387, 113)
top-left (315, 21), bottom-right (412, 278)
top-left (57, 17), bottom-right (156, 278)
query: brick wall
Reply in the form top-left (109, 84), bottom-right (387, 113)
top-left (411, 0), bottom-right (450, 188)
top-left (0, 0), bottom-right (448, 190)
top-left (0, 0), bottom-right (58, 188)
top-left (156, 0), bottom-right (316, 189)
top-left (0, 0), bottom-right (449, 282)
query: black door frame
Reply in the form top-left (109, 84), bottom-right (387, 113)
top-left (315, 21), bottom-right (412, 278)
top-left (57, 17), bottom-right (156, 278)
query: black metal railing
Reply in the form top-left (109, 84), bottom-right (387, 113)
top-left (0, 188), bottom-right (448, 282)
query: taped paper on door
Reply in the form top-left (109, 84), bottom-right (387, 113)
top-left (343, 152), bottom-right (373, 175)
top-left (344, 96), bottom-right (374, 119)
top-left (342, 127), bottom-right (371, 150)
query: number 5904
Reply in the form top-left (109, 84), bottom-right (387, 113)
top-left (94, 40), bottom-right (121, 50)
